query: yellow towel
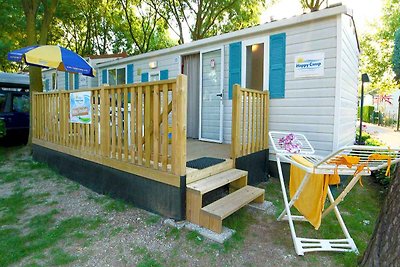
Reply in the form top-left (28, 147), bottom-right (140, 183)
top-left (289, 155), bottom-right (331, 230)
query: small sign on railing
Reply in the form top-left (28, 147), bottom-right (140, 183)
top-left (70, 91), bottom-right (92, 124)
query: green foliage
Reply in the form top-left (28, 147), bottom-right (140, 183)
top-left (393, 28), bottom-right (400, 80)
top-left (301, 0), bottom-right (326, 12)
top-left (358, 105), bottom-right (375, 122)
top-left (360, 0), bottom-right (400, 94)
top-left (0, 119), bottom-right (6, 138)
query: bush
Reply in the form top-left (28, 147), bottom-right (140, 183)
top-left (358, 105), bottom-right (375, 122)
top-left (0, 119), bottom-right (5, 138)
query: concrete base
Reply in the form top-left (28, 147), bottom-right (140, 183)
top-left (164, 219), bottom-right (235, 244)
top-left (248, 200), bottom-right (276, 216)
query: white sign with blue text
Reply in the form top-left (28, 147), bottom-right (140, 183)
top-left (294, 52), bottom-right (325, 78)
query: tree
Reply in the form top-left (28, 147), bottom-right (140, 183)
top-left (301, 0), bottom-right (326, 12)
top-left (21, 0), bottom-right (58, 145)
top-left (22, 0), bottom-right (58, 92)
top-left (0, 0), bottom-right (26, 72)
top-left (360, 0), bottom-right (400, 94)
top-left (393, 28), bottom-right (400, 80)
top-left (360, 164), bottom-right (400, 266)
top-left (146, 0), bottom-right (266, 43)
top-left (117, 0), bottom-right (175, 54)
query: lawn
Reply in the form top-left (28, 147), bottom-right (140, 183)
top-left (0, 146), bottom-right (384, 266)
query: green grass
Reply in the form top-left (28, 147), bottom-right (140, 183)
top-left (263, 176), bottom-right (383, 266)
top-left (145, 214), bottom-right (161, 225)
top-left (165, 227), bottom-right (180, 240)
top-left (49, 248), bottom-right (78, 266)
top-left (103, 198), bottom-right (128, 212)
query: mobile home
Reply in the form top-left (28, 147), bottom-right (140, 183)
top-left (32, 5), bottom-right (359, 228)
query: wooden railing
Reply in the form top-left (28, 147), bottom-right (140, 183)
top-left (231, 84), bottom-right (269, 160)
top-left (32, 75), bottom-right (187, 185)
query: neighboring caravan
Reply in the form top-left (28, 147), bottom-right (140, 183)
top-left (41, 53), bottom-right (127, 91)
top-left (96, 5), bottom-right (360, 157)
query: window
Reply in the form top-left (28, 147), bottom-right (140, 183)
top-left (108, 67), bottom-right (126, 85)
top-left (12, 94), bottom-right (29, 113)
top-left (52, 73), bottom-right (56, 90)
top-left (150, 73), bottom-right (159, 81)
top-left (0, 93), bottom-right (6, 112)
top-left (69, 73), bottom-right (74, 90)
top-left (245, 43), bottom-right (264, 91)
top-left (108, 69), bottom-right (116, 85)
top-left (117, 68), bottom-right (126, 84)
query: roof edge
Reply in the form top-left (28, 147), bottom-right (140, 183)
top-left (98, 5), bottom-right (350, 69)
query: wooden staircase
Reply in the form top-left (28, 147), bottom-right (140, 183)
top-left (186, 161), bottom-right (265, 233)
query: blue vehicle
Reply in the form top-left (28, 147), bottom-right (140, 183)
top-left (0, 72), bottom-right (30, 143)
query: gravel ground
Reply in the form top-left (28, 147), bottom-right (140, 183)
top-left (1, 146), bottom-right (339, 267)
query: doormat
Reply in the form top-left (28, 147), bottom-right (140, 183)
top-left (186, 157), bottom-right (226, 170)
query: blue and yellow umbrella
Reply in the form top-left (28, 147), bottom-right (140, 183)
top-left (7, 45), bottom-right (96, 77)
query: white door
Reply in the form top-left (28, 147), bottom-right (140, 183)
top-left (199, 48), bottom-right (224, 143)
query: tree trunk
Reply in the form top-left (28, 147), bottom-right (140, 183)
top-left (360, 164), bottom-right (400, 266)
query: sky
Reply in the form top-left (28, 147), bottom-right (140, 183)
top-left (263, 0), bottom-right (383, 34)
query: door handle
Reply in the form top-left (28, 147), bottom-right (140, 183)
top-left (216, 93), bottom-right (223, 97)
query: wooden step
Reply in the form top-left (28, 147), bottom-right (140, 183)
top-left (200, 186), bottom-right (265, 233)
top-left (187, 168), bottom-right (248, 194)
top-left (186, 159), bottom-right (234, 184)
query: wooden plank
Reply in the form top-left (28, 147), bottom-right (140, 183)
top-left (94, 90), bottom-right (99, 153)
top-left (246, 91), bottom-right (251, 155)
top-left (202, 186), bottom-right (265, 219)
top-left (144, 85), bottom-right (151, 167)
top-left (186, 158), bottom-right (234, 184)
top-left (161, 84), bottom-right (168, 171)
top-left (137, 86), bottom-right (143, 165)
top-left (117, 89), bottom-right (123, 160)
top-left (186, 190), bottom-right (202, 225)
top-left (123, 88), bottom-right (128, 161)
top-left (255, 94), bottom-right (260, 151)
top-left (231, 84), bottom-right (241, 159)
top-left (111, 89), bottom-right (116, 158)
top-left (264, 93), bottom-right (269, 149)
top-left (153, 85), bottom-right (160, 170)
top-left (172, 75), bottom-right (187, 176)
top-left (130, 87), bottom-right (136, 163)
top-left (187, 168), bottom-right (247, 194)
top-left (199, 211), bottom-right (222, 234)
top-left (32, 138), bottom-right (181, 187)
top-left (100, 87), bottom-right (108, 157)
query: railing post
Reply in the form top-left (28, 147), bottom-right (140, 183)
top-left (263, 91), bottom-right (269, 149)
top-left (100, 86), bottom-right (109, 157)
top-left (231, 84), bottom-right (241, 160)
top-left (172, 74), bottom-right (187, 176)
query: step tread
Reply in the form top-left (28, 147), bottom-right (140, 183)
top-left (202, 185), bottom-right (264, 219)
top-left (187, 168), bottom-right (247, 194)
top-left (186, 159), bottom-right (234, 184)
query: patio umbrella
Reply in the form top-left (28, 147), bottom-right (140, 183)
top-left (7, 45), bottom-right (96, 77)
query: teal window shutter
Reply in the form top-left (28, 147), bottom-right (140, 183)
top-left (127, 64), bottom-right (134, 83)
top-left (64, 72), bottom-right (69, 90)
top-left (74, 73), bottom-right (79, 89)
top-left (141, 72), bottom-right (149, 82)
top-left (229, 42), bottom-right (242, 99)
top-left (269, 33), bottom-right (286, 98)
top-left (160, 69), bottom-right (169, 80)
top-left (101, 69), bottom-right (107, 84)
top-left (45, 79), bottom-right (49, 91)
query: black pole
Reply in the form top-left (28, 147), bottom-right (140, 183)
top-left (359, 82), bottom-right (365, 144)
top-left (397, 95), bottom-right (400, 131)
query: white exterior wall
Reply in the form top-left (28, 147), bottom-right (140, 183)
top-left (333, 14), bottom-right (359, 149)
top-left (269, 17), bottom-right (338, 156)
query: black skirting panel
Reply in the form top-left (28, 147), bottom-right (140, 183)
top-left (32, 145), bottom-right (185, 220)
top-left (235, 149), bottom-right (269, 185)
top-left (268, 160), bottom-right (290, 183)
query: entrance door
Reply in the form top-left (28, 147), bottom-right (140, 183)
top-left (199, 48), bottom-right (224, 143)
top-left (182, 54), bottom-right (200, 139)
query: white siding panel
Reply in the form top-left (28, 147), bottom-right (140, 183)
top-left (335, 14), bottom-right (359, 148)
